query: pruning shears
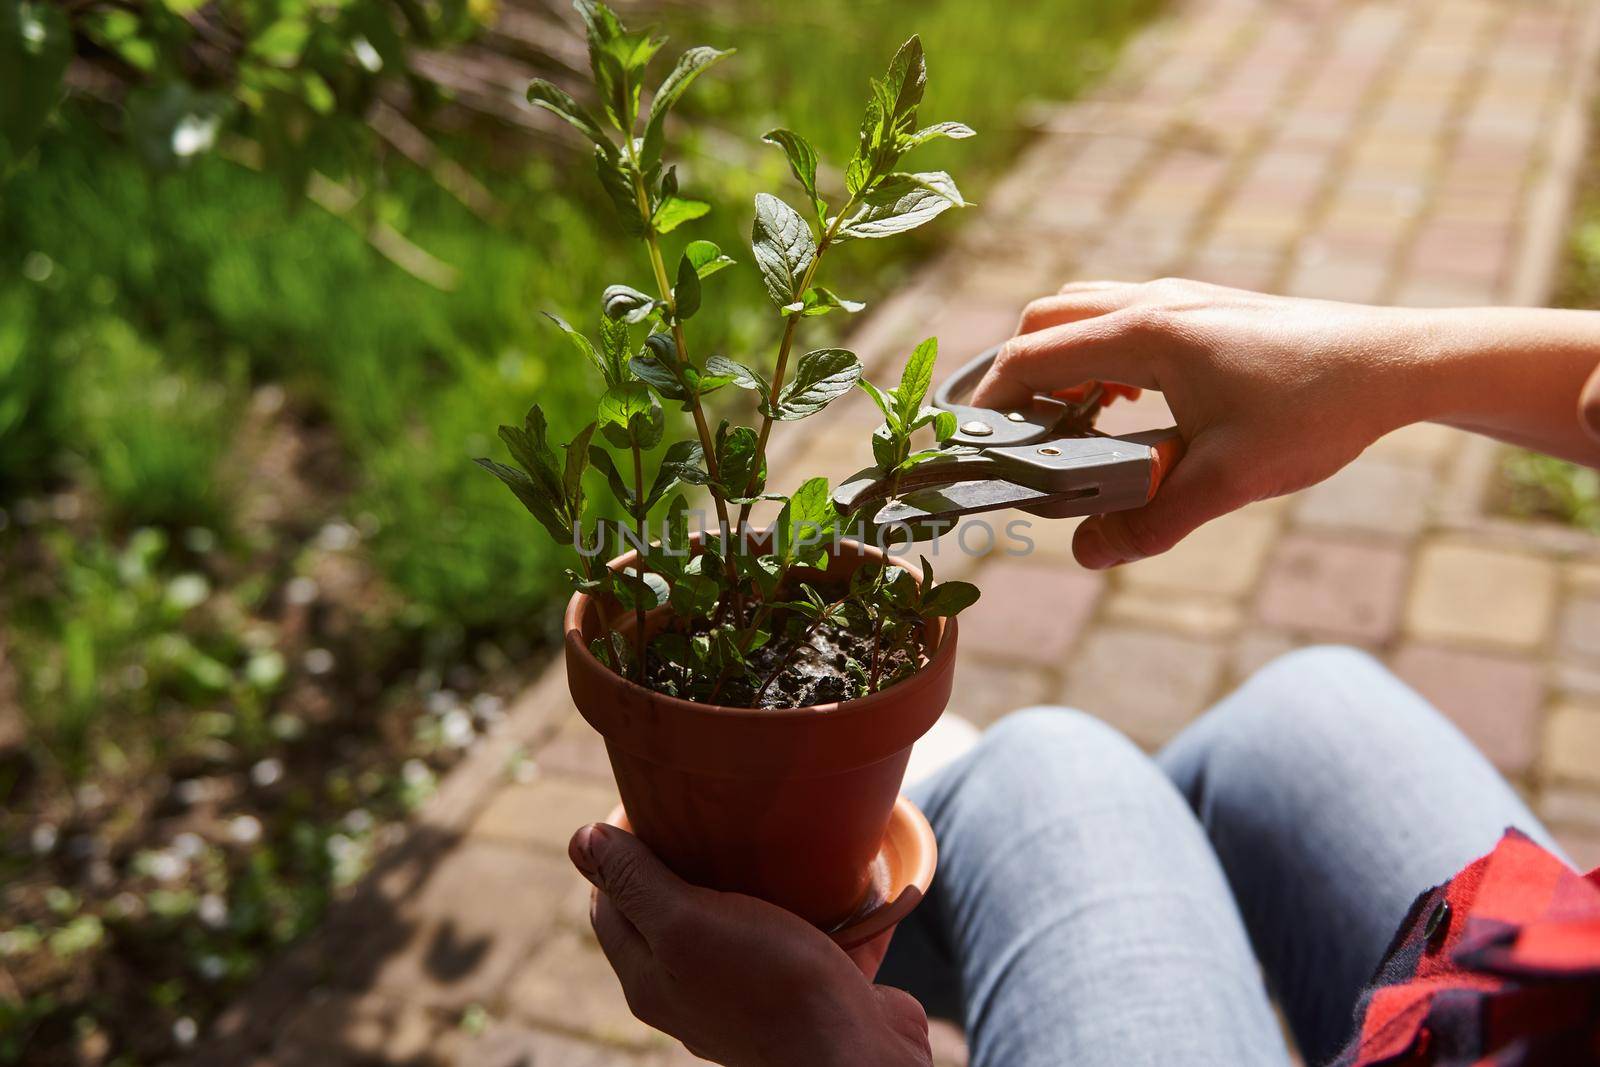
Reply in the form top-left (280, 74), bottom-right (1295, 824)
top-left (833, 345), bottom-right (1185, 540)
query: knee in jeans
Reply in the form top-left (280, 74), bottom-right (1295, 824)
top-left (1199, 644), bottom-right (1441, 764)
top-left (976, 707), bottom-right (1150, 785)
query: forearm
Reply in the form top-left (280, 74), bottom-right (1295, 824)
top-left (1399, 307), bottom-right (1600, 466)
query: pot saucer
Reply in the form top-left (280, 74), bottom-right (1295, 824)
top-left (603, 794), bottom-right (936, 951)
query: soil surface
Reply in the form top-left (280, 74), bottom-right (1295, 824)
top-left (643, 598), bottom-right (919, 710)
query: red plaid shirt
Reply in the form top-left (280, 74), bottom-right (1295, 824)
top-left (1332, 829), bottom-right (1600, 1066)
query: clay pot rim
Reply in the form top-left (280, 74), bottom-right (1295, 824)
top-left (562, 536), bottom-right (960, 722)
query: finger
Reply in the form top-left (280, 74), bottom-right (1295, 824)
top-left (1015, 286), bottom-right (1137, 335)
top-left (591, 888), bottom-right (655, 986)
top-left (972, 309), bottom-right (1163, 410)
top-left (847, 930), bottom-right (893, 980)
top-left (1072, 439), bottom-right (1245, 568)
top-left (570, 823), bottom-right (686, 942)
top-left (1057, 279), bottom-right (1130, 293)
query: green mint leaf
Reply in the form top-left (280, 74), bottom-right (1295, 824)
top-left (751, 193), bottom-right (816, 308)
top-left (563, 421), bottom-right (597, 510)
top-left (598, 381), bottom-right (664, 450)
top-left (933, 409), bottom-right (958, 442)
top-left (897, 448), bottom-right (947, 472)
top-left (737, 553), bottom-right (784, 601)
top-left (761, 128), bottom-right (823, 217)
top-left (669, 571), bottom-right (718, 617)
top-left (673, 252), bottom-right (702, 320)
top-left (587, 444), bottom-right (635, 509)
top-left (904, 121), bottom-right (975, 148)
top-left (526, 79), bottom-right (614, 154)
top-left (598, 314), bottom-right (630, 383)
top-left (884, 36), bottom-right (927, 121)
top-left (474, 458), bottom-right (570, 542)
top-left (705, 355), bottom-right (769, 400)
top-left (776, 476), bottom-right (837, 567)
top-left (895, 337), bottom-right (937, 428)
top-left (631, 333), bottom-right (687, 400)
top-left (594, 148), bottom-right (647, 236)
top-left (715, 422), bottom-right (765, 498)
top-left (613, 568), bottom-right (669, 611)
top-left (543, 312), bottom-right (609, 381)
top-left (776, 349), bottom-right (862, 420)
top-left (641, 45), bottom-right (734, 168)
top-left (645, 493), bottom-right (691, 578)
top-left (871, 424), bottom-right (904, 471)
top-left (837, 171), bottom-right (964, 241)
top-left (647, 440), bottom-right (709, 508)
top-left (921, 580), bottom-right (980, 617)
top-left (497, 406), bottom-right (566, 503)
top-left (602, 284), bottom-right (657, 323)
top-left (654, 196), bottom-right (710, 234)
top-left (685, 239), bottom-right (735, 278)
top-left (781, 286), bottom-right (865, 318)
top-left (857, 378), bottom-right (899, 428)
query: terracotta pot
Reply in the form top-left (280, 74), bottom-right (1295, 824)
top-left (563, 538), bottom-right (958, 930)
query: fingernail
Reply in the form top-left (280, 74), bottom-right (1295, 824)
top-left (570, 823), bottom-right (609, 886)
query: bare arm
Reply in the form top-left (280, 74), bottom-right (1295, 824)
top-left (972, 279), bottom-right (1600, 569)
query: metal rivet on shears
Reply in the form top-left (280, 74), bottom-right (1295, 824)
top-left (1006, 412), bottom-right (1026, 423)
top-left (1038, 446), bottom-right (1061, 456)
top-left (961, 420), bottom-right (993, 437)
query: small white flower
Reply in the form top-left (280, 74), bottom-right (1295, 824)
top-left (172, 832), bottom-right (206, 860)
top-left (197, 894), bottom-right (228, 930)
top-left (440, 709), bottom-right (475, 749)
top-left (228, 815), bottom-right (263, 845)
top-left (284, 576), bottom-right (319, 606)
top-left (401, 759), bottom-right (433, 788)
top-left (250, 758), bottom-right (284, 788)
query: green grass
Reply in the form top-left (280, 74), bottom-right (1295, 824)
top-left (1499, 91), bottom-right (1600, 531)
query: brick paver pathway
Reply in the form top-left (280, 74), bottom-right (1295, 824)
top-left (200, 1), bottom-right (1600, 1063)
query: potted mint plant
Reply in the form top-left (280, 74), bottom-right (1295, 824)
top-left (481, 2), bottom-right (980, 933)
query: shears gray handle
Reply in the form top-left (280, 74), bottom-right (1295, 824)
top-left (934, 346), bottom-right (1077, 447)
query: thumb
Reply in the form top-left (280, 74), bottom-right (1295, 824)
top-left (570, 823), bottom-right (686, 939)
top-left (1071, 439), bottom-right (1242, 569)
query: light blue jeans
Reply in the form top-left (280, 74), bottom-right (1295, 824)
top-left (878, 647), bottom-right (1565, 1066)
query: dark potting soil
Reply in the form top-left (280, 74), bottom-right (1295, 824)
top-left (642, 614), bottom-right (920, 710)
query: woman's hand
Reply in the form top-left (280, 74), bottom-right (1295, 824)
top-left (975, 278), bottom-right (1600, 569)
top-left (569, 823), bottom-right (932, 1067)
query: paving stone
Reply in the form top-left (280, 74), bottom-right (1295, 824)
top-left (1061, 627), bottom-right (1225, 748)
top-left (273, 990), bottom-right (458, 1065)
top-left (457, 1020), bottom-right (645, 1067)
top-left (1229, 629), bottom-right (1303, 685)
top-left (959, 559), bottom-right (1103, 666)
top-left (1554, 826), bottom-right (1600, 874)
top-left (362, 841), bottom-right (572, 1010)
top-left (507, 928), bottom-right (668, 1051)
top-left (1407, 543), bottom-right (1558, 650)
top-left (1116, 510), bottom-right (1278, 598)
top-left (1291, 458), bottom-right (1433, 537)
top-left (535, 715), bottom-right (613, 781)
top-left (1104, 587), bottom-right (1243, 638)
top-left (1543, 704), bottom-right (1600, 788)
top-left (947, 658), bottom-right (1054, 729)
top-left (1539, 786), bottom-right (1600, 831)
top-left (470, 775), bottom-right (619, 852)
top-left (1364, 422), bottom-right (1459, 466)
top-left (1255, 533), bottom-right (1409, 642)
top-left (1390, 644), bottom-right (1545, 778)
top-left (1558, 595), bottom-right (1600, 660)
